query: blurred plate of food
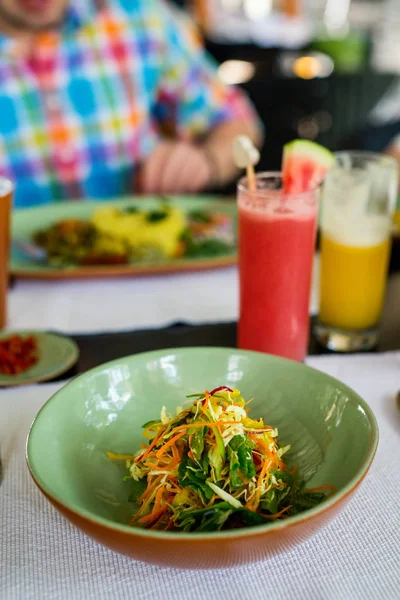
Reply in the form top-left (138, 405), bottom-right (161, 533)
top-left (10, 196), bottom-right (237, 279)
top-left (0, 330), bottom-right (79, 386)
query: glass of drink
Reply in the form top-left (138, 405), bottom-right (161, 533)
top-left (315, 151), bottom-right (398, 352)
top-left (0, 177), bottom-right (13, 329)
top-left (238, 172), bottom-right (319, 362)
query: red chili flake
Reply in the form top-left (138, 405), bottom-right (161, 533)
top-left (0, 335), bottom-right (39, 375)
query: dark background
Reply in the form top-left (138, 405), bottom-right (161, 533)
top-left (170, 0), bottom-right (400, 172)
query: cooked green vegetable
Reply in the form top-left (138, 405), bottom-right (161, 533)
top-left (180, 230), bottom-right (231, 257)
top-left (188, 209), bottom-right (213, 224)
top-left (122, 206), bottom-right (139, 214)
top-left (146, 208), bottom-right (170, 223)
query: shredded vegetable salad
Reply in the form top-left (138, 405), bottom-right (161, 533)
top-left (107, 386), bottom-right (334, 532)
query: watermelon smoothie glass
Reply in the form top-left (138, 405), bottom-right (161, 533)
top-left (238, 173), bottom-right (318, 362)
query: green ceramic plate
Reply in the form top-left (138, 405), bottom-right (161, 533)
top-left (26, 347), bottom-right (378, 568)
top-left (0, 330), bottom-right (79, 386)
top-left (10, 196), bottom-right (237, 279)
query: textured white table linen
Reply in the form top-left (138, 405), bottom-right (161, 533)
top-left (1, 352), bottom-right (399, 600)
top-left (7, 260), bottom-right (319, 335)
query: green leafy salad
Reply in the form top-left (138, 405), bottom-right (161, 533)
top-left (107, 386), bottom-right (334, 532)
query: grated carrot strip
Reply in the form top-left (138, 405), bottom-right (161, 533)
top-left (155, 431), bottom-right (185, 459)
top-left (257, 459), bottom-right (272, 488)
top-left (139, 504), bottom-right (168, 524)
top-left (153, 486), bottom-right (166, 514)
top-left (202, 390), bottom-right (210, 413)
top-left (306, 485), bottom-right (336, 494)
top-left (135, 427), bottom-right (165, 463)
top-left (137, 474), bottom-right (164, 504)
top-left (171, 444), bottom-right (180, 462)
top-left (245, 491), bottom-right (260, 512)
top-left (264, 505), bottom-right (292, 519)
top-left (207, 494), bottom-right (219, 507)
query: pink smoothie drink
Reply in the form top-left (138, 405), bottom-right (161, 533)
top-left (238, 173), bottom-right (318, 362)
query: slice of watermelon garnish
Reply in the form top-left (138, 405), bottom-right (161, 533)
top-left (282, 140), bottom-right (335, 194)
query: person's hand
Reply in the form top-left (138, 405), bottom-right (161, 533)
top-left (386, 143), bottom-right (400, 169)
top-left (138, 141), bottom-right (213, 194)
top-left (385, 143), bottom-right (400, 194)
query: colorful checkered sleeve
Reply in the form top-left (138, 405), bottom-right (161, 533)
top-left (0, 0), bottom-right (260, 207)
top-left (153, 1), bottom-right (258, 138)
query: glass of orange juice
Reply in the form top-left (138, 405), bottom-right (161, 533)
top-left (315, 151), bottom-right (398, 352)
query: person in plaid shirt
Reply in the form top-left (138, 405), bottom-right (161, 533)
top-left (0, 0), bottom-right (261, 207)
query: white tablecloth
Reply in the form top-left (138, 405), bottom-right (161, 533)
top-left (7, 261), bottom-right (320, 335)
top-left (1, 352), bottom-right (399, 600)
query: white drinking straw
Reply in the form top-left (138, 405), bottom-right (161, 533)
top-left (233, 136), bottom-right (260, 193)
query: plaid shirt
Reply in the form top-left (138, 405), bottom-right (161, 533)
top-left (0, 0), bottom-right (255, 208)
